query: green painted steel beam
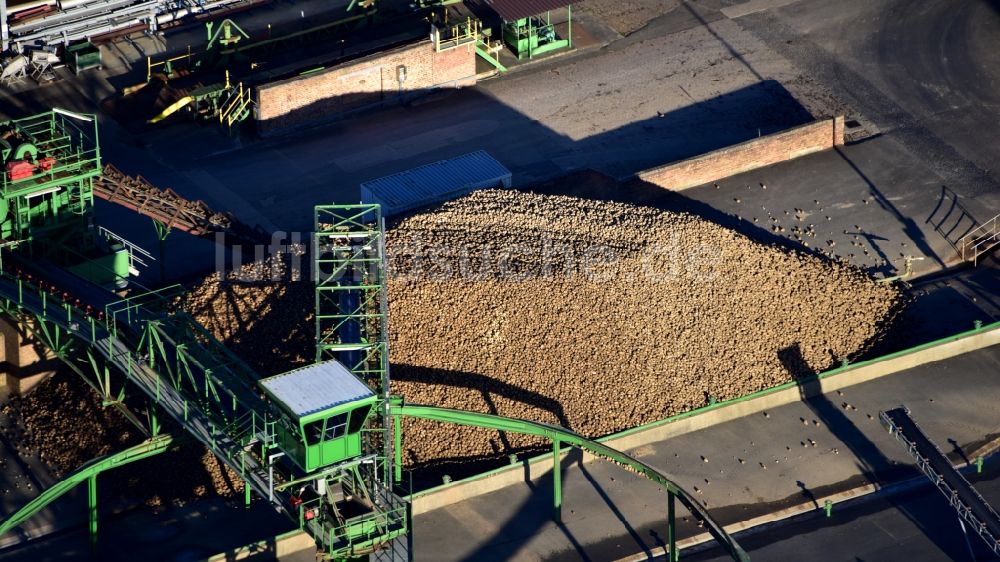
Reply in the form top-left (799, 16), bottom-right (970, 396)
top-left (0, 303), bottom-right (148, 434)
top-left (552, 438), bottom-right (561, 522)
top-left (0, 434), bottom-right (174, 537)
top-left (475, 44), bottom-right (507, 72)
top-left (87, 475), bottom-right (97, 549)
top-left (668, 491), bottom-right (677, 562)
top-left (392, 403), bottom-right (750, 562)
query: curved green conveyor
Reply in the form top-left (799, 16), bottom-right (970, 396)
top-left (392, 404), bottom-right (750, 562)
top-left (0, 434), bottom-right (173, 537)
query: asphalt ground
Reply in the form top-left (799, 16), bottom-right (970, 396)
top-left (684, 460), bottom-right (1000, 562)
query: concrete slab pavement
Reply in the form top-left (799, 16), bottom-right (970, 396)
top-left (412, 343), bottom-right (1000, 561)
top-left (733, 0), bottom-right (1000, 197)
top-left (684, 462), bottom-right (1000, 562)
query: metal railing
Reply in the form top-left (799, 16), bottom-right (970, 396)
top-left (959, 212), bottom-right (1000, 266)
top-left (219, 81), bottom-right (254, 129)
top-left (295, 493), bottom-right (408, 558)
top-left (431, 17), bottom-right (479, 52)
top-left (98, 225), bottom-right (155, 275)
top-left (146, 46), bottom-right (194, 82)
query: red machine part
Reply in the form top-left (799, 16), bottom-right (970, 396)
top-left (288, 495), bottom-right (316, 520)
top-left (5, 156), bottom-right (58, 180)
top-left (10, 4), bottom-right (55, 24)
top-left (6, 160), bottom-right (33, 181)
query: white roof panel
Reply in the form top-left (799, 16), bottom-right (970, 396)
top-left (260, 360), bottom-right (375, 418)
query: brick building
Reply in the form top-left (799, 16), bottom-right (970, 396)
top-left (255, 39), bottom-right (477, 135)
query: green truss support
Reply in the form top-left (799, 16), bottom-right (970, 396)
top-left (391, 403), bottom-right (750, 562)
top-left (0, 434), bottom-right (174, 541)
top-left (87, 475), bottom-right (97, 549)
top-left (0, 299), bottom-right (147, 434)
top-left (313, 204), bottom-right (388, 386)
top-left (313, 204), bottom-right (393, 480)
top-left (0, 273), bottom-right (277, 515)
top-left (313, 204), bottom-right (409, 560)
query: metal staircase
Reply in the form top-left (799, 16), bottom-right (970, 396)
top-left (218, 81), bottom-right (255, 134)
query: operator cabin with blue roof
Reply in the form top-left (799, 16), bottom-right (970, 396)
top-left (260, 360), bottom-right (377, 472)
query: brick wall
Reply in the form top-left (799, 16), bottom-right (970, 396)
top-left (638, 116), bottom-right (845, 190)
top-left (256, 39), bottom-right (477, 135)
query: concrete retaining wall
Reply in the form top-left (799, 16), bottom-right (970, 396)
top-left (638, 116), bottom-right (845, 190)
top-left (0, 317), bottom-right (58, 395)
top-left (255, 39), bottom-right (476, 136)
top-left (206, 530), bottom-right (316, 561)
top-left (409, 323), bottom-right (1000, 515)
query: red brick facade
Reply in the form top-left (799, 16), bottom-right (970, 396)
top-left (256, 40), bottom-right (477, 135)
top-left (639, 116), bottom-right (846, 190)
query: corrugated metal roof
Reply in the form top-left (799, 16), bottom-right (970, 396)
top-left (360, 150), bottom-right (511, 216)
top-left (260, 360), bottom-right (375, 418)
top-left (483, 0), bottom-right (577, 21)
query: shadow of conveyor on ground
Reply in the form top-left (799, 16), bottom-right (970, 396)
top-left (781, 342), bottom-right (969, 560)
top-left (450, 467), bottom-right (583, 562)
top-left (179, 248), bottom-right (315, 378)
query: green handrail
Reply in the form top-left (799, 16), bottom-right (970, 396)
top-left (0, 434), bottom-right (174, 537)
top-left (392, 403), bottom-right (750, 562)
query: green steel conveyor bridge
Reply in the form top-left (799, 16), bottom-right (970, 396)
top-left (0, 111), bottom-right (750, 561)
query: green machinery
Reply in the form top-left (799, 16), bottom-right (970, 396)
top-left (0, 110), bottom-right (131, 287)
top-left (66, 41), bottom-right (102, 75)
top-left (502, 11), bottom-right (572, 59)
top-left (261, 362), bottom-right (377, 472)
top-left (308, 204), bottom-right (406, 555)
top-left (142, 0), bottom-right (380, 131)
top-left (0, 110), bottom-right (97, 244)
top-left (491, 1), bottom-right (574, 60)
top-left (142, 20), bottom-right (256, 132)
